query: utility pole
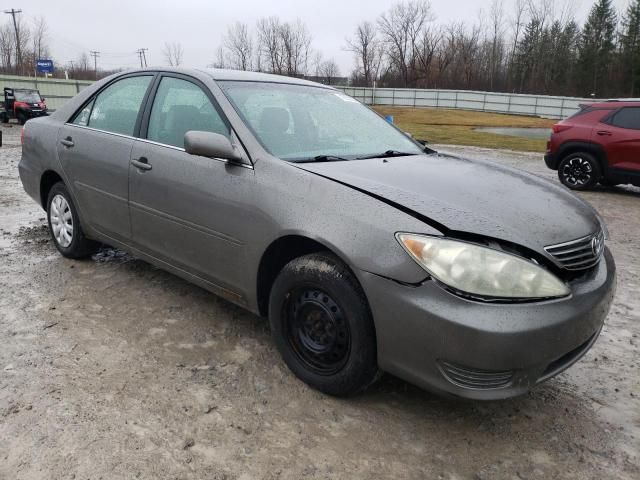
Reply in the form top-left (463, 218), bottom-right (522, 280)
top-left (89, 51), bottom-right (100, 79)
top-left (3, 9), bottom-right (22, 75)
top-left (137, 48), bottom-right (148, 68)
top-left (136, 49), bottom-right (144, 68)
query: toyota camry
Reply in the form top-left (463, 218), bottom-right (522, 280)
top-left (18, 68), bottom-right (616, 400)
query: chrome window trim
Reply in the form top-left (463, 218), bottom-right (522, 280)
top-left (63, 123), bottom-right (254, 170)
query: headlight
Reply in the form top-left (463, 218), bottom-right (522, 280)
top-left (397, 233), bottom-right (570, 300)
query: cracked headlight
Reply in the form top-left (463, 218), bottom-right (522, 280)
top-left (397, 233), bottom-right (570, 300)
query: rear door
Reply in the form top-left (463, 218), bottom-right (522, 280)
top-left (597, 107), bottom-right (640, 172)
top-left (57, 74), bottom-right (154, 241)
top-left (128, 73), bottom-right (255, 299)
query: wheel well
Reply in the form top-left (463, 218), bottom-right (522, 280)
top-left (40, 170), bottom-right (63, 209)
top-left (558, 144), bottom-right (606, 172)
top-left (256, 235), bottom-right (331, 317)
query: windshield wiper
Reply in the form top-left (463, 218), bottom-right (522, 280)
top-left (294, 155), bottom-right (351, 163)
top-left (356, 150), bottom-right (418, 160)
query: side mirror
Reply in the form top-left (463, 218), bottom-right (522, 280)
top-left (41, 97), bottom-right (45, 102)
top-left (184, 131), bottom-right (243, 162)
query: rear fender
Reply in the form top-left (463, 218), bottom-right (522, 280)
top-left (556, 141), bottom-right (608, 173)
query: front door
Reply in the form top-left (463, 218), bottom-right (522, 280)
top-left (128, 74), bottom-right (255, 297)
top-left (57, 74), bottom-right (154, 241)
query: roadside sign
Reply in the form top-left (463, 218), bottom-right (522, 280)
top-left (36, 59), bottom-right (54, 73)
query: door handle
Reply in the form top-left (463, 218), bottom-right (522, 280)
top-left (131, 157), bottom-right (152, 171)
top-left (60, 136), bottom-right (74, 148)
top-left (596, 130), bottom-right (612, 136)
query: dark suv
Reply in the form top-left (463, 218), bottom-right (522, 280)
top-left (545, 101), bottom-right (640, 190)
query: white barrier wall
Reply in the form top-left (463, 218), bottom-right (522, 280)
top-left (337, 87), bottom-right (597, 119)
top-left (0, 73), bottom-right (597, 119)
top-left (0, 75), bottom-right (93, 110)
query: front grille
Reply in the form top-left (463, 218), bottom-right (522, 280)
top-left (438, 361), bottom-right (514, 390)
top-left (544, 230), bottom-right (604, 271)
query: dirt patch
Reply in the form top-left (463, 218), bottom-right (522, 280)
top-left (0, 128), bottom-right (638, 479)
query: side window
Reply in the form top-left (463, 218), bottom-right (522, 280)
top-left (72, 98), bottom-right (95, 127)
top-left (147, 76), bottom-right (230, 148)
top-left (609, 107), bottom-right (640, 130)
top-left (72, 76), bottom-right (152, 136)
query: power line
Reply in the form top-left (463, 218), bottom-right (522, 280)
top-left (89, 51), bottom-right (100, 79)
top-left (3, 9), bottom-right (22, 75)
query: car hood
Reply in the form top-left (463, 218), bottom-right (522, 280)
top-left (295, 154), bottom-right (601, 254)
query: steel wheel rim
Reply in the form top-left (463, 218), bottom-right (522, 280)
top-left (283, 288), bottom-right (351, 375)
top-left (49, 194), bottom-right (73, 248)
top-left (561, 157), bottom-right (592, 186)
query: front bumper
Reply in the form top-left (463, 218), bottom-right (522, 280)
top-left (360, 248), bottom-right (616, 400)
top-left (25, 109), bottom-right (48, 119)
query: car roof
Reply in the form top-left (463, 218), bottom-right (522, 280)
top-left (112, 66), bottom-right (334, 90)
top-left (199, 68), bottom-right (334, 89)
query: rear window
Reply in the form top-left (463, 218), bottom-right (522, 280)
top-left (608, 107), bottom-right (640, 130)
top-left (567, 106), bottom-right (613, 120)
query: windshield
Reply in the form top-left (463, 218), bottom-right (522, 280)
top-left (14, 91), bottom-right (42, 103)
top-left (219, 81), bottom-right (423, 161)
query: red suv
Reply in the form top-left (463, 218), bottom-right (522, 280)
top-left (545, 101), bottom-right (640, 190)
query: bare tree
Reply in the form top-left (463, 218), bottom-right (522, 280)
top-left (256, 17), bottom-right (312, 76)
top-left (31, 16), bottom-right (49, 60)
top-left (163, 42), bottom-right (184, 66)
top-left (257, 17), bottom-right (285, 74)
top-left (345, 21), bottom-right (385, 86)
top-left (223, 22), bottom-right (252, 70)
top-left (378, 1), bottom-right (434, 87)
top-left (318, 59), bottom-right (340, 84)
top-left (488, 0), bottom-right (506, 89)
top-left (0, 24), bottom-right (14, 71)
top-left (280, 19), bottom-right (312, 75)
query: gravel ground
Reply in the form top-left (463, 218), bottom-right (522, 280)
top-left (0, 123), bottom-right (638, 479)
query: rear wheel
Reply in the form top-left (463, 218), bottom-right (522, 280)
top-left (268, 252), bottom-right (379, 396)
top-left (558, 152), bottom-right (601, 190)
top-left (46, 182), bottom-right (98, 258)
top-left (17, 113), bottom-right (26, 125)
top-left (0, 112), bottom-right (8, 123)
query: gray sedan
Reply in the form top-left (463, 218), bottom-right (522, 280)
top-left (18, 68), bottom-right (616, 400)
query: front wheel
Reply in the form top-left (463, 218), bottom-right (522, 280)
top-left (46, 182), bottom-right (98, 258)
top-left (558, 152), bottom-right (601, 190)
top-left (268, 253), bottom-right (379, 396)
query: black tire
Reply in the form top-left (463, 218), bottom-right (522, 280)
top-left (17, 113), bottom-right (26, 125)
top-left (0, 113), bottom-right (8, 124)
top-left (557, 152), bottom-right (601, 190)
top-left (46, 182), bottom-right (98, 259)
top-left (268, 252), bottom-right (379, 396)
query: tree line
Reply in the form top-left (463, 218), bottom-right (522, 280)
top-left (357, 0), bottom-right (640, 98)
top-left (215, 0), bottom-right (640, 98)
top-left (1, 0), bottom-right (639, 98)
top-left (346, 0), bottom-right (639, 98)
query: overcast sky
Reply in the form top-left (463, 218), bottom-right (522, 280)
top-left (8, 0), bottom-right (631, 75)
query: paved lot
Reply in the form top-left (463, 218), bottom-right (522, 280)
top-left (0, 123), bottom-right (638, 479)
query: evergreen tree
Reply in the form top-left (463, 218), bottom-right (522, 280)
top-left (578, 0), bottom-right (617, 97)
top-left (513, 19), bottom-right (542, 92)
top-left (621, 0), bottom-right (640, 96)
